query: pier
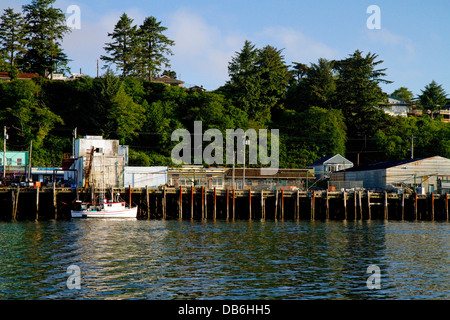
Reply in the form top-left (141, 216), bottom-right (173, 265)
top-left (0, 185), bottom-right (449, 222)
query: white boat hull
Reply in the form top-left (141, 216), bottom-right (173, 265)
top-left (71, 206), bottom-right (137, 218)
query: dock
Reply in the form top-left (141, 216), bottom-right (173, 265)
top-left (0, 185), bottom-right (449, 222)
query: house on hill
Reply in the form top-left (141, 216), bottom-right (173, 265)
top-left (152, 75), bottom-right (184, 87)
top-left (0, 72), bottom-right (38, 81)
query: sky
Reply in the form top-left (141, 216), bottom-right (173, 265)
top-left (2, 0), bottom-right (450, 96)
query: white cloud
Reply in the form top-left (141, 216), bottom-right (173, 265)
top-left (167, 8), bottom-right (245, 89)
top-left (257, 26), bottom-right (339, 65)
top-left (364, 28), bottom-right (416, 61)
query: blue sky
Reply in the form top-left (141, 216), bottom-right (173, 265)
top-left (2, 0), bottom-right (450, 96)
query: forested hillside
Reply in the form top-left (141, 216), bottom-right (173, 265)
top-left (1, 1), bottom-right (450, 169)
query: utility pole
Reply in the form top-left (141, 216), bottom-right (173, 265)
top-left (410, 135), bottom-right (416, 159)
top-left (96, 59), bottom-right (99, 78)
top-left (72, 127), bottom-right (77, 158)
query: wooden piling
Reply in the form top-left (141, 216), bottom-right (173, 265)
top-left (248, 188), bottom-right (251, 221)
top-left (128, 185), bottom-right (132, 208)
top-left (431, 192), bottom-right (434, 221)
top-left (401, 193), bottom-right (405, 220)
top-left (367, 190), bottom-right (371, 220)
top-left (261, 190), bottom-right (265, 221)
top-left (232, 189), bottom-right (235, 221)
top-left (205, 187), bottom-right (208, 220)
top-left (296, 189), bottom-right (300, 220)
top-left (358, 191), bottom-right (363, 220)
top-left (446, 192), bottom-right (449, 222)
top-left (325, 190), bottom-right (329, 220)
top-left (343, 190), bottom-right (347, 220)
top-left (163, 186), bottom-right (167, 220)
top-left (36, 186), bottom-right (39, 221)
top-left (354, 190), bottom-right (357, 220)
top-left (281, 189), bottom-right (284, 221)
top-left (274, 190), bottom-right (278, 221)
top-left (179, 185), bottom-right (183, 221)
top-left (146, 185), bottom-right (150, 219)
top-left (414, 192), bottom-right (418, 221)
top-left (311, 190), bottom-right (315, 220)
top-left (384, 191), bottom-right (388, 220)
top-left (53, 182), bottom-right (57, 219)
top-left (191, 186), bottom-right (194, 220)
top-left (226, 188), bottom-right (229, 221)
top-left (201, 186), bottom-right (205, 220)
top-left (214, 187), bottom-right (217, 221)
top-left (13, 187), bottom-right (19, 221)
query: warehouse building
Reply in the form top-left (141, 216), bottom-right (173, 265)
top-left (331, 156), bottom-right (450, 194)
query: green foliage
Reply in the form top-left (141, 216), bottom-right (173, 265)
top-left (419, 80), bottom-right (447, 110)
top-left (101, 13), bottom-right (137, 77)
top-left (135, 16), bottom-right (174, 80)
top-left (20, 0), bottom-right (71, 77)
top-left (221, 41), bottom-right (291, 125)
top-left (391, 87), bottom-right (413, 102)
top-left (0, 79), bottom-right (63, 149)
top-left (276, 107), bottom-right (346, 167)
top-left (0, 8), bottom-right (27, 74)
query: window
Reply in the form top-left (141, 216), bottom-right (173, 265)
top-left (7, 158), bottom-right (12, 166)
top-left (17, 158), bottom-right (22, 166)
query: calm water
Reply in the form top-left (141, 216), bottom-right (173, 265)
top-left (0, 217), bottom-right (448, 300)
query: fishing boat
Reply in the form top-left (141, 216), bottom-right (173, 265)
top-left (71, 199), bottom-right (137, 218)
top-left (70, 145), bottom-right (137, 218)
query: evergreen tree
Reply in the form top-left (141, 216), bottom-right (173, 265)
top-left (333, 50), bottom-right (390, 135)
top-left (0, 8), bottom-right (27, 78)
top-left (419, 80), bottom-right (447, 110)
top-left (21, 0), bottom-right (71, 78)
top-left (286, 58), bottom-right (336, 111)
top-left (136, 16), bottom-right (174, 80)
top-left (101, 13), bottom-right (137, 77)
top-left (391, 87), bottom-right (413, 102)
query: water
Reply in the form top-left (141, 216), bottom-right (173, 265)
top-left (0, 218), bottom-right (448, 300)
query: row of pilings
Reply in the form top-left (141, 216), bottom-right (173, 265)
top-left (0, 186), bottom-right (449, 222)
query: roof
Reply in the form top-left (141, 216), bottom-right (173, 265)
top-left (309, 154), bottom-right (352, 167)
top-left (339, 158), bottom-right (426, 173)
top-left (0, 72), bottom-right (39, 80)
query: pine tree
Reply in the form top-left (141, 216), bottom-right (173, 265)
top-left (101, 13), bottom-right (137, 77)
top-left (0, 8), bottom-right (27, 78)
top-left (136, 16), bottom-right (174, 81)
top-left (419, 81), bottom-right (448, 110)
top-left (21, 0), bottom-right (71, 78)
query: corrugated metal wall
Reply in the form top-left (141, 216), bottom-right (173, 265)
top-left (386, 156), bottom-right (450, 191)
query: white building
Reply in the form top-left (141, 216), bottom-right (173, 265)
top-left (309, 154), bottom-right (353, 180)
top-left (124, 166), bottom-right (168, 187)
top-left (331, 156), bottom-right (450, 193)
top-left (65, 136), bottom-right (128, 188)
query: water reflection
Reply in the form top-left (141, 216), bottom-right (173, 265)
top-left (0, 219), bottom-right (448, 299)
